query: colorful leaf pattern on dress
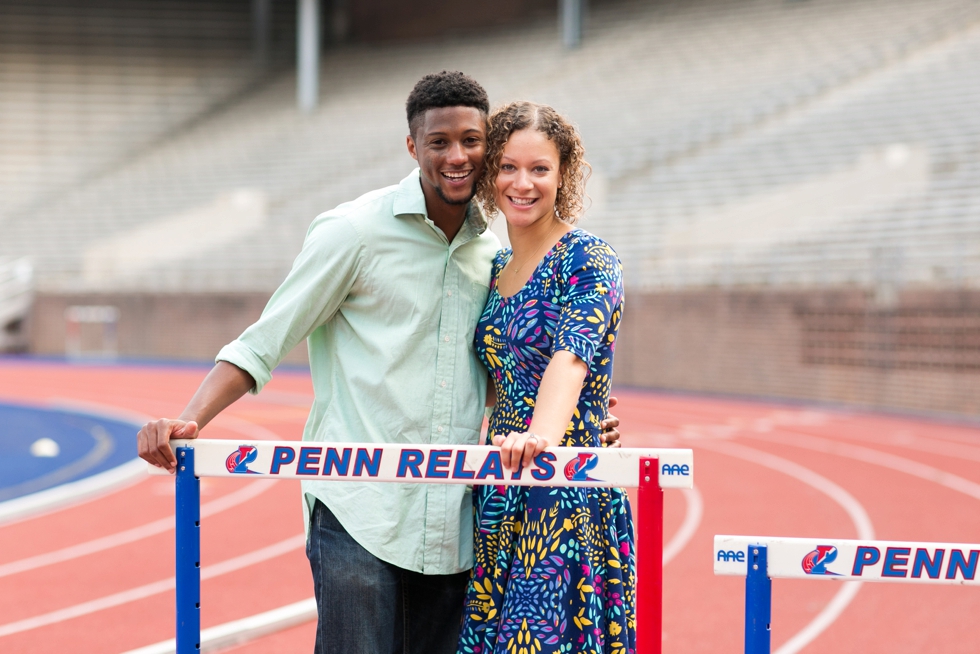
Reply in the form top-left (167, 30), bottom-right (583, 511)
top-left (458, 230), bottom-right (636, 654)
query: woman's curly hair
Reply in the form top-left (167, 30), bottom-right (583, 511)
top-left (477, 101), bottom-right (590, 224)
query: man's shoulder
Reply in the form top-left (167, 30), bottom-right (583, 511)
top-left (310, 182), bottom-right (403, 232)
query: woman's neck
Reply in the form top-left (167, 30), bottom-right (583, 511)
top-left (506, 214), bottom-right (570, 260)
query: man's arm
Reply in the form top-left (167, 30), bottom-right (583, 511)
top-left (600, 396), bottom-right (621, 448)
top-left (137, 362), bottom-right (254, 474)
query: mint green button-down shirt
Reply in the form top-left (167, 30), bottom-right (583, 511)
top-left (216, 169), bottom-right (500, 574)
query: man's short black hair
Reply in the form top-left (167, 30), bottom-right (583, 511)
top-left (406, 71), bottom-right (490, 137)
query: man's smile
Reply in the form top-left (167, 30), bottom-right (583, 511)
top-left (441, 169), bottom-right (473, 185)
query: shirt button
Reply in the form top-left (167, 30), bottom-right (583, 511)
top-left (441, 380), bottom-right (447, 387)
top-left (437, 425), bottom-right (444, 433)
top-left (447, 290), bottom-right (453, 297)
top-left (443, 335), bottom-right (450, 342)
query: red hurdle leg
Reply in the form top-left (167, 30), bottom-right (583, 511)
top-left (637, 457), bottom-right (663, 654)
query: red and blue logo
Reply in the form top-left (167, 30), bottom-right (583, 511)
top-left (226, 445), bottom-right (260, 474)
top-left (564, 452), bottom-right (601, 482)
top-left (802, 545), bottom-right (841, 576)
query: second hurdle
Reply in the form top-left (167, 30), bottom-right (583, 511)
top-left (164, 440), bottom-right (695, 654)
top-left (714, 534), bottom-right (980, 654)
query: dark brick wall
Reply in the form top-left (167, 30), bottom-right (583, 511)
top-left (616, 288), bottom-right (980, 416)
top-left (31, 292), bottom-right (309, 365)
top-left (30, 287), bottom-right (980, 416)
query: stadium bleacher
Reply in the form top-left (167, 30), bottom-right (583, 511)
top-left (0, 0), bottom-right (293, 234)
top-left (1, 0), bottom-right (979, 293)
top-left (0, 258), bottom-right (34, 352)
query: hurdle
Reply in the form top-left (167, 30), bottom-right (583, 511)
top-left (159, 439), bottom-right (694, 653)
top-left (713, 534), bottom-right (980, 653)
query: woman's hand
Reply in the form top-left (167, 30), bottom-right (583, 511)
top-left (492, 431), bottom-right (553, 472)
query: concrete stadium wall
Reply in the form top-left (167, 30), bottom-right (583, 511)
top-left (28, 288), bottom-right (980, 416)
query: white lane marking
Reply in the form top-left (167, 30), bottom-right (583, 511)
top-left (0, 399), bottom-right (153, 526)
top-left (0, 534), bottom-right (306, 638)
top-left (663, 486), bottom-right (703, 566)
top-left (0, 399), bottom-right (284, 527)
top-left (749, 430), bottom-right (980, 502)
top-left (697, 440), bottom-right (874, 654)
top-left (789, 427), bottom-right (980, 465)
top-left (30, 438), bottom-right (60, 457)
top-left (0, 480), bottom-right (274, 578)
top-left (118, 598), bottom-right (317, 654)
top-left (777, 582), bottom-right (862, 654)
top-left (0, 458), bottom-right (146, 527)
top-left (0, 426), bottom-right (114, 502)
top-left (114, 476), bottom-right (704, 653)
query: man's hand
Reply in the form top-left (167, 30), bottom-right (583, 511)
top-left (137, 362), bottom-right (255, 474)
top-left (600, 396), bottom-right (622, 448)
top-left (137, 419), bottom-right (200, 474)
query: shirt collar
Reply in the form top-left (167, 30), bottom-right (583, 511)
top-left (392, 168), bottom-right (489, 237)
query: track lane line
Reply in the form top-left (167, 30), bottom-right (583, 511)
top-left (0, 534), bottom-right (306, 638)
top-left (663, 486), bottom-right (703, 566)
top-left (697, 440), bottom-right (874, 654)
top-left (118, 598), bottom-right (318, 654)
top-left (0, 480), bottom-right (275, 578)
top-left (746, 430), bottom-right (980, 501)
top-left (117, 477), bottom-right (705, 653)
top-left (787, 426), bottom-right (980, 465)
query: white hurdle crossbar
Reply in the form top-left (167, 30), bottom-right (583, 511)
top-left (163, 439), bottom-right (695, 653)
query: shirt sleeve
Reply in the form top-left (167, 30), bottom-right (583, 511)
top-left (216, 213), bottom-right (363, 393)
top-left (553, 238), bottom-right (624, 365)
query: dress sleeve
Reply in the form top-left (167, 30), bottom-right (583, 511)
top-left (216, 212), bottom-right (363, 393)
top-left (553, 238), bottom-right (624, 365)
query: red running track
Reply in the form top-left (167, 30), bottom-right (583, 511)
top-left (0, 360), bottom-right (979, 653)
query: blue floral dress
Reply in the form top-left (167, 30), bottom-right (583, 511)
top-left (458, 229), bottom-right (636, 654)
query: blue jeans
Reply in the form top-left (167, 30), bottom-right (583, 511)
top-left (306, 499), bottom-right (469, 654)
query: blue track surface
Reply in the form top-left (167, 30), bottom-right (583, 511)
top-left (0, 402), bottom-right (138, 502)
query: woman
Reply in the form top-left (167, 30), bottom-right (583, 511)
top-left (458, 102), bottom-right (635, 654)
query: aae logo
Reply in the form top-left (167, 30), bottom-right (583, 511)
top-left (717, 550), bottom-right (745, 563)
top-left (226, 445), bottom-right (260, 474)
top-left (564, 452), bottom-right (601, 482)
top-left (661, 463), bottom-right (690, 476)
top-left (802, 545), bottom-right (841, 576)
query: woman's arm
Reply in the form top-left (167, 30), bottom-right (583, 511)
top-left (493, 350), bottom-right (588, 471)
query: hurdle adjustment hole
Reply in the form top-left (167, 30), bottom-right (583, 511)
top-left (195, 562), bottom-right (200, 568)
top-left (195, 521), bottom-right (200, 526)
top-left (195, 603), bottom-right (200, 608)
top-left (753, 564), bottom-right (758, 570)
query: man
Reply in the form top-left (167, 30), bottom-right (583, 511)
top-left (138, 71), bottom-right (619, 654)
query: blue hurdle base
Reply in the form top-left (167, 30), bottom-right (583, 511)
top-left (745, 544), bottom-right (772, 654)
top-left (175, 447), bottom-right (201, 653)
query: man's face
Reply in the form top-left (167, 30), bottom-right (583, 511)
top-left (407, 106), bottom-right (486, 207)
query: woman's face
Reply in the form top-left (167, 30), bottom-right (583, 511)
top-left (494, 128), bottom-right (562, 229)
